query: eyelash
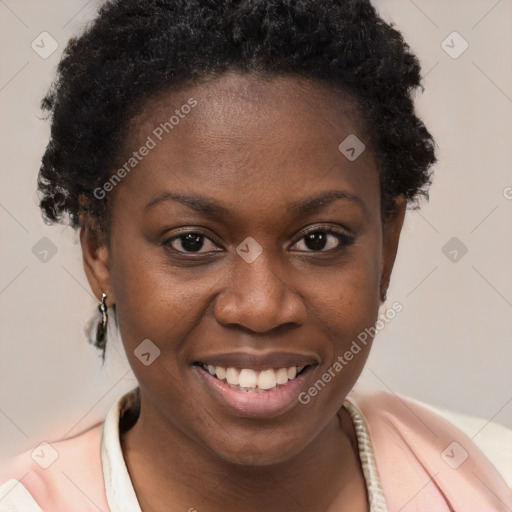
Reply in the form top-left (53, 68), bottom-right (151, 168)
top-left (162, 225), bottom-right (355, 256)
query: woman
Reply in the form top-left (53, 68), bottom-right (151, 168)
top-left (1, 0), bottom-right (511, 511)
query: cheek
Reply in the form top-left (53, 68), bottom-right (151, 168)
top-left (110, 252), bottom-right (216, 354)
top-left (296, 249), bottom-right (382, 411)
top-left (311, 239), bottom-right (383, 363)
top-left (108, 225), bottom-right (236, 372)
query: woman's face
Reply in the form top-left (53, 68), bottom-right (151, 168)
top-left (82, 72), bottom-right (405, 465)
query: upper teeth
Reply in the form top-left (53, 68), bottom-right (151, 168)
top-left (203, 364), bottom-right (306, 391)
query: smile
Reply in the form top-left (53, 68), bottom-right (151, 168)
top-left (193, 361), bottom-right (317, 418)
top-left (197, 362), bottom-right (308, 393)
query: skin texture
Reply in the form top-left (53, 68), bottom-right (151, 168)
top-left (80, 72), bottom-right (406, 512)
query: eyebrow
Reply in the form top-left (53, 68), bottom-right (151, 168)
top-left (144, 190), bottom-right (364, 216)
top-left (288, 190), bottom-right (364, 215)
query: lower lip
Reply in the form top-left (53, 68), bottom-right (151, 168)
top-left (193, 364), bottom-right (314, 418)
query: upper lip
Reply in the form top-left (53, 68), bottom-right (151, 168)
top-left (194, 351), bottom-right (320, 370)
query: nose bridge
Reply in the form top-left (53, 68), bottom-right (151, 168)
top-left (214, 244), bottom-right (306, 333)
top-left (237, 247), bottom-right (285, 301)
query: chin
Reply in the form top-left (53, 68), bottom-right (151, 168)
top-left (207, 434), bottom-right (304, 468)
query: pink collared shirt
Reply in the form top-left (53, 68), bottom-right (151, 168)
top-left (1, 387), bottom-right (511, 511)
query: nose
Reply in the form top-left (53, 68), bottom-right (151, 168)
top-left (213, 250), bottom-right (307, 334)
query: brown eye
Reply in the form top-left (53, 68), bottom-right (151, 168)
top-left (164, 232), bottom-right (221, 254)
top-left (290, 228), bottom-right (355, 252)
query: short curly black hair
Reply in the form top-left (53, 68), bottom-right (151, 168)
top-left (38, 0), bottom-right (436, 234)
top-left (37, 0), bottom-right (436, 358)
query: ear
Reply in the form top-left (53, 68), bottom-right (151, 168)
top-left (380, 196), bottom-right (407, 302)
top-left (79, 211), bottom-right (116, 306)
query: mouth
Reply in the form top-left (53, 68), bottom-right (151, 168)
top-left (194, 362), bottom-right (311, 393)
top-left (192, 358), bottom-right (318, 418)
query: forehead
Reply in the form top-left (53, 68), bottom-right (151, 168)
top-left (112, 72), bottom-right (379, 219)
top-left (130, 72), bottom-right (367, 144)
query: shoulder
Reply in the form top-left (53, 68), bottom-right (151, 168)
top-left (0, 421), bottom-right (108, 511)
top-left (408, 395), bottom-right (512, 488)
top-left (346, 388), bottom-right (512, 511)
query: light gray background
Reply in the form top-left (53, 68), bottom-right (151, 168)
top-left (1, 0), bottom-right (511, 461)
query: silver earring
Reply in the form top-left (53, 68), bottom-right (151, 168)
top-left (96, 292), bottom-right (108, 345)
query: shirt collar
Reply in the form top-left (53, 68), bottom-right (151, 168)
top-left (101, 387), bottom-right (142, 512)
top-left (100, 386), bottom-right (385, 512)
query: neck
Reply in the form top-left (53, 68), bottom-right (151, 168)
top-left (120, 391), bottom-right (368, 512)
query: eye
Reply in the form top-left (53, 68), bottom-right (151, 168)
top-left (163, 226), bottom-right (355, 255)
top-left (290, 227), bottom-right (355, 252)
top-left (163, 232), bottom-right (222, 254)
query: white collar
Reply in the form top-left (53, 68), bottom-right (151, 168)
top-left (100, 387), bottom-right (386, 512)
top-left (101, 387), bottom-right (142, 512)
